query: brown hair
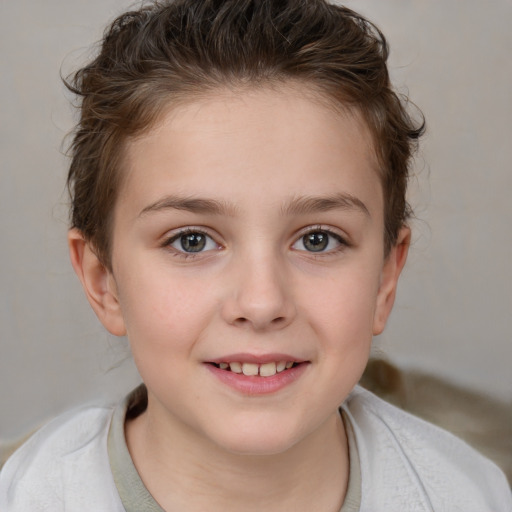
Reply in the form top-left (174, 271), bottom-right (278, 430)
top-left (66, 0), bottom-right (424, 268)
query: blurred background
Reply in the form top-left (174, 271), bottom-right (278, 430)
top-left (1, 0), bottom-right (511, 441)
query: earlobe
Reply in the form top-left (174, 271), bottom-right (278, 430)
top-left (68, 228), bottom-right (127, 336)
top-left (372, 227), bottom-right (411, 335)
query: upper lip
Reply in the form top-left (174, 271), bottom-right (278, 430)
top-left (207, 353), bottom-right (307, 364)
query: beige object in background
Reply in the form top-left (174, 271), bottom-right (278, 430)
top-left (360, 359), bottom-right (512, 484)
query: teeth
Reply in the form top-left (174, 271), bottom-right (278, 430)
top-left (219, 361), bottom-right (296, 377)
top-left (259, 362), bottom-right (277, 377)
top-left (242, 363), bottom-right (259, 376)
top-left (229, 362), bottom-right (242, 373)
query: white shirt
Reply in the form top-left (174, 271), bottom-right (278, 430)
top-left (1, 385), bottom-right (510, 511)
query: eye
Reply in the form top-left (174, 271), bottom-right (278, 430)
top-left (292, 229), bottom-right (345, 253)
top-left (168, 230), bottom-right (219, 253)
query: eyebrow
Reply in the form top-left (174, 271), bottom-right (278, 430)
top-left (281, 193), bottom-right (370, 217)
top-left (138, 192), bottom-right (370, 218)
top-left (138, 196), bottom-right (238, 217)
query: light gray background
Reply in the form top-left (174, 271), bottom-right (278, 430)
top-left (1, 0), bottom-right (511, 439)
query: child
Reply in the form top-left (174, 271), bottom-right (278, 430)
top-left (1, 0), bottom-right (510, 510)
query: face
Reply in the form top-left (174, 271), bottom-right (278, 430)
top-left (73, 85), bottom-right (408, 456)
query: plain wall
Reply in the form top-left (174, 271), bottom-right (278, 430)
top-left (1, 0), bottom-right (511, 439)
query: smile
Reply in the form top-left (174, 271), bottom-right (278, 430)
top-left (210, 361), bottom-right (297, 377)
top-left (205, 356), bottom-right (309, 394)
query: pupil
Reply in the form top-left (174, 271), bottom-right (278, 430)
top-left (304, 232), bottom-right (328, 252)
top-left (181, 233), bottom-right (206, 252)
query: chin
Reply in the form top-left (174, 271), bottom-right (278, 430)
top-left (211, 423), bottom-right (305, 457)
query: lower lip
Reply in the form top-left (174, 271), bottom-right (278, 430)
top-left (205, 363), bottom-right (309, 395)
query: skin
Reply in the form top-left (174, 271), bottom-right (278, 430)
top-left (69, 84), bottom-right (409, 512)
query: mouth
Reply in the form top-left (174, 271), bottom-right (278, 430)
top-left (205, 356), bottom-right (309, 394)
top-left (208, 361), bottom-right (301, 378)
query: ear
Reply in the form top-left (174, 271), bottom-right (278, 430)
top-left (372, 226), bottom-right (410, 335)
top-left (68, 228), bottom-right (127, 336)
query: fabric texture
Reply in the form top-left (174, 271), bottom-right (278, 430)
top-left (107, 387), bottom-right (165, 512)
top-left (0, 385), bottom-right (510, 511)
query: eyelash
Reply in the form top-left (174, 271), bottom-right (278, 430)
top-left (162, 228), bottom-right (220, 259)
top-left (292, 226), bottom-right (349, 255)
top-left (161, 225), bottom-right (349, 259)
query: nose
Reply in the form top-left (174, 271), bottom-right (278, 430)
top-left (221, 252), bottom-right (296, 332)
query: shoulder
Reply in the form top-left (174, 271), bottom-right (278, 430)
top-left (0, 402), bottom-right (124, 511)
top-left (343, 386), bottom-right (512, 512)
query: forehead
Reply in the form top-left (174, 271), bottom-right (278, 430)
top-left (119, 84), bottom-right (383, 219)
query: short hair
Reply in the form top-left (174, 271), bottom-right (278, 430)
top-left (65, 0), bottom-right (424, 268)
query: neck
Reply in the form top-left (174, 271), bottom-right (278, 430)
top-left (126, 399), bottom-right (349, 512)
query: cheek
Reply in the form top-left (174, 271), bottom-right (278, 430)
top-left (115, 262), bottom-right (219, 355)
top-left (302, 265), bottom-right (381, 344)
